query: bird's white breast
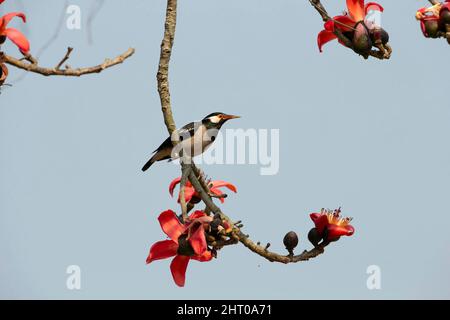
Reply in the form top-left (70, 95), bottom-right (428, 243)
top-left (178, 124), bottom-right (217, 158)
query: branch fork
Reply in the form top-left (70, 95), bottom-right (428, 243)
top-left (150, 0), bottom-right (354, 269)
top-left (2, 47), bottom-right (134, 77)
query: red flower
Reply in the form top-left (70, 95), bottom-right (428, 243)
top-left (0, 1), bottom-right (30, 54)
top-left (416, 1), bottom-right (450, 38)
top-left (310, 208), bottom-right (354, 242)
top-left (317, 0), bottom-right (384, 52)
top-left (169, 177), bottom-right (237, 204)
top-left (146, 210), bottom-right (213, 287)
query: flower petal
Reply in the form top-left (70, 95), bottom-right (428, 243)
top-left (158, 209), bottom-right (185, 242)
top-left (188, 210), bottom-right (206, 220)
top-left (324, 20), bottom-right (335, 32)
top-left (170, 255), bottom-right (190, 287)
top-left (191, 250), bottom-right (213, 262)
top-left (327, 224), bottom-right (355, 240)
top-left (317, 30), bottom-right (338, 52)
top-left (420, 20), bottom-right (427, 37)
top-left (182, 187), bottom-right (196, 204)
top-left (346, 0), bottom-right (365, 22)
top-left (210, 180), bottom-right (237, 193)
top-left (169, 177), bottom-right (181, 197)
top-left (210, 188), bottom-right (225, 204)
top-left (146, 240), bottom-right (178, 264)
top-left (365, 2), bottom-right (384, 15)
top-left (188, 223), bottom-right (207, 255)
top-left (333, 15), bottom-right (357, 32)
top-left (1, 12), bottom-right (27, 28)
top-left (4, 27), bottom-right (30, 53)
top-left (310, 213), bottom-right (329, 234)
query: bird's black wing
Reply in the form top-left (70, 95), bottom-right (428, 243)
top-left (142, 121), bottom-right (201, 172)
top-left (153, 121), bottom-right (199, 152)
top-left (177, 121), bottom-right (200, 141)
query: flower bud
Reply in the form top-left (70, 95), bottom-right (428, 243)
top-left (177, 234), bottom-right (195, 257)
top-left (440, 8), bottom-right (450, 25)
top-left (209, 218), bottom-right (221, 231)
top-left (283, 231), bottom-right (299, 255)
top-left (424, 19), bottom-right (440, 38)
top-left (370, 27), bottom-right (389, 45)
top-left (308, 228), bottom-right (322, 247)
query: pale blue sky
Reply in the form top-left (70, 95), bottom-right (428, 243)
top-left (0, 0), bottom-right (449, 299)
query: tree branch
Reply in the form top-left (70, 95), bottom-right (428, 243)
top-left (429, 0), bottom-right (440, 5)
top-left (238, 232), bottom-right (325, 263)
top-left (188, 165), bottom-right (326, 264)
top-left (3, 48), bottom-right (135, 77)
top-left (157, 0), bottom-right (178, 136)
top-left (154, 0), bottom-right (339, 264)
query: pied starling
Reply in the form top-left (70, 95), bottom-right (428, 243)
top-left (142, 112), bottom-right (240, 171)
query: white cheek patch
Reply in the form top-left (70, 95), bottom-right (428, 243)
top-left (209, 116), bottom-right (221, 124)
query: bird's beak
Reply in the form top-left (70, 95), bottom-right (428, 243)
top-left (222, 114), bottom-right (241, 120)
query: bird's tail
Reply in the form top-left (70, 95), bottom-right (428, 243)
top-left (142, 156), bottom-right (156, 172)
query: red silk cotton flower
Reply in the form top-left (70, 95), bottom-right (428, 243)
top-left (317, 0), bottom-right (385, 54)
top-left (308, 208), bottom-right (354, 246)
top-left (146, 209), bottom-right (213, 287)
top-left (169, 177), bottom-right (237, 204)
top-left (416, 1), bottom-right (450, 40)
top-left (0, 1), bottom-right (30, 54)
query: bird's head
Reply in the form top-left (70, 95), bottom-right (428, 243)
top-left (202, 112), bottom-right (240, 129)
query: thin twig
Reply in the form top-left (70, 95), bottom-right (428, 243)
top-left (4, 48), bottom-right (135, 77)
top-left (238, 233), bottom-right (325, 264)
top-left (55, 47), bottom-right (73, 70)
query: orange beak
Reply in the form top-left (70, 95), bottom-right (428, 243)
top-left (221, 114), bottom-right (241, 120)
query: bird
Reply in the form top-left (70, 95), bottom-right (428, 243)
top-left (142, 112), bottom-right (240, 171)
